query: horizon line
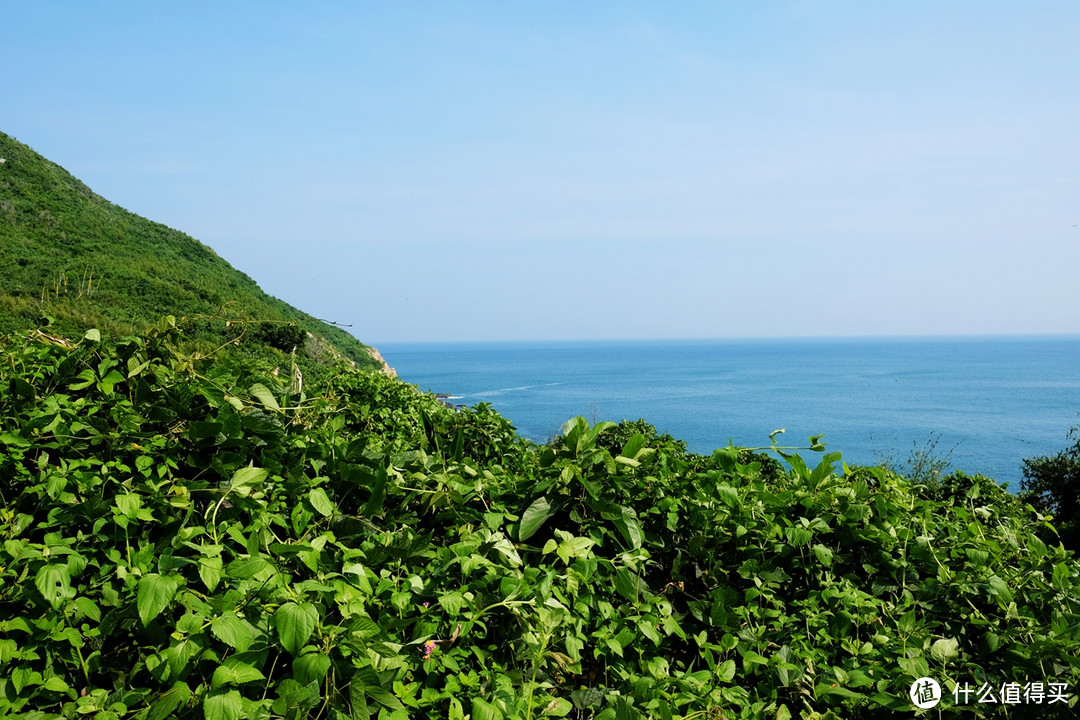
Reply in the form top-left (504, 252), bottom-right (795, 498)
top-left (370, 331), bottom-right (1080, 346)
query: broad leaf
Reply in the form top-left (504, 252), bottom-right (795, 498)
top-left (519, 496), bottom-right (554, 541)
top-left (212, 659), bottom-right (264, 688)
top-left (308, 487), bottom-right (335, 517)
top-left (293, 651), bottom-right (332, 684)
top-left (275, 602), bottom-right (318, 655)
top-left (229, 465), bottom-right (267, 498)
top-left (930, 637), bottom-right (959, 663)
top-left (35, 564), bottom-right (71, 610)
top-left (138, 573), bottom-right (179, 626)
top-left (212, 611), bottom-right (257, 652)
top-left (199, 556), bottom-right (223, 592)
top-left (249, 382), bottom-right (280, 410)
top-left (148, 682), bottom-right (193, 720)
top-left (204, 689), bottom-right (242, 720)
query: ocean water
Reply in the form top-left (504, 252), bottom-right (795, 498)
top-left (376, 337), bottom-right (1080, 489)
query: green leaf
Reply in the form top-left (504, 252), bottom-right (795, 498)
top-left (74, 596), bottom-right (102, 622)
top-left (148, 682), bottom-right (193, 720)
top-left (472, 698), bottom-right (504, 720)
top-left (815, 684), bottom-right (865, 700)
top-left (365, 685), bottom-right (405, 710)
top-left (350, 675), bottom-right (371, 720)
top-left (228, 464), bottom-right (267, 498)
top-left (293, 651), bottom-right (332, 685)
top-left (212, 612), bottom-right (257, 652)
top-left (713, 484), bottom-right (739, 508)
top-left (721, 660), bottom-right (738, 686)
top-left (68, 368), bottom-right (97, 391)
top-left (275, 602), bottom-right (318, 655)
top-left (99, 368), bottom-right (125, 394)
top-left (543, 698), bottom-right (574, 716)
top-left (9, 377), bottom-right (35, 400)
top-left (556, 535), bottom-right (595, 565)
top-left (491, 534), bottom-right (522, 567)
top-left (226, 556), bottom-right (272, 579)
top-left (362, 466), bottom-right (389, 517)
top-left (0, 431), bottom-right (31, 447)
top-left (1053, 561), bottom-right (1072, 590)
top-left (868, 691), bottom-right (910, 710)
top-left (308, 487), bottom-right (335, 517)
top-left (204, 689), bottom-right (243, 720)
top-left (614, 507), bottom-right (643, 550)
top-left (137, 573), bottom-right (179, 627)
top-left (987, 575), bottom-right (1013, 604)
top-left (115, 493), bottom-right (142, 519)
top-left (743, 650), bottom-right (768, 666)
top-left (930, 637), bottom-right (959, 663)
top-left (35, 564), bottom-right (71, 610)
top-left (249, 383), bottom-right (280, 411)
top-left (614, 568), bottom-right (647, 602)
top-left (212, 659), bottom-right (265, 688)
top-left (809, 451), bottom-right (842, 483)
top-left (519, 496), bottom-right (555, 541)
top-left (199, 556), bottom-right (223, 592)
top-left (11, 666), bottom-right (41, 693)
top-left (899, 656), bottom-right (930, 678)
top-left (620, 433), bottom-right (649, 461)
top-left (812, 544), bottom-right (834, 567)
top-left (438, 591), bottom-right (467, 616)
top-left (638, 619), bottom-right (661, 645)
top-left (614, 696), bottom-right (641, 720)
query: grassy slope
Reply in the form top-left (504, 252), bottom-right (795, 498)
top-left (0, 130), bottom-right (380, 371)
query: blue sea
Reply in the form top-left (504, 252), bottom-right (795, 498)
top-left (376, 337), bottom-right (1080, 489)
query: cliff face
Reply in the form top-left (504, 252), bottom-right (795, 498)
top-left (367, 346), bottom-right (397, 377)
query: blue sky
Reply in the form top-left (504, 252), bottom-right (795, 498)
top-left (4, 2), bottom-right (1078, 342)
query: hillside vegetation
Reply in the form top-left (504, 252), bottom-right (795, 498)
top-left (0, 131), bottom-right (381, 373)
top-left (3, 322), bottom-right (1080, 719)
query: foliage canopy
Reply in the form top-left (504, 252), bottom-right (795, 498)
top-left (1, 324), bottom-right (1078, 719)
top-left (1022, 426), bottom-right (1080, 553)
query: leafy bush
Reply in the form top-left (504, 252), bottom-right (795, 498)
top-left (2, 325), bottom-right (1079, 719)
top-left (252, 323), bottom-right (308, 353)
top-left (1021, 426), bottom-right (1080, 552)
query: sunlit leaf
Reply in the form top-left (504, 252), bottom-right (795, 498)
top-left (137, 573), bottom-right (179, 626)
top-left (275, 602), bottom-right (318, 655)
top-left (518, 496), bottom-right (554, 541)
top-left (249, 382), bottom-right (280, 411)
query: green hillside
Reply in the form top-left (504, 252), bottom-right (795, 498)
top-left (0, 131), bottom-right (382, 373)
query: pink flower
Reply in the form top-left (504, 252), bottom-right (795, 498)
top-left (421, 640), bottom-right (437, 660)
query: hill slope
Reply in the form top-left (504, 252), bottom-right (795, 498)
top-left (0, 130), bottom-right (383, 372)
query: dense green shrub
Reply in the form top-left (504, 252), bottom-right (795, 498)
top-left (2, 326), bottom-right (1079, 719)
top-left (252, 323), bottom-right (308, 353)
top-left (1021, 427), bottom-right (1080, 552)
